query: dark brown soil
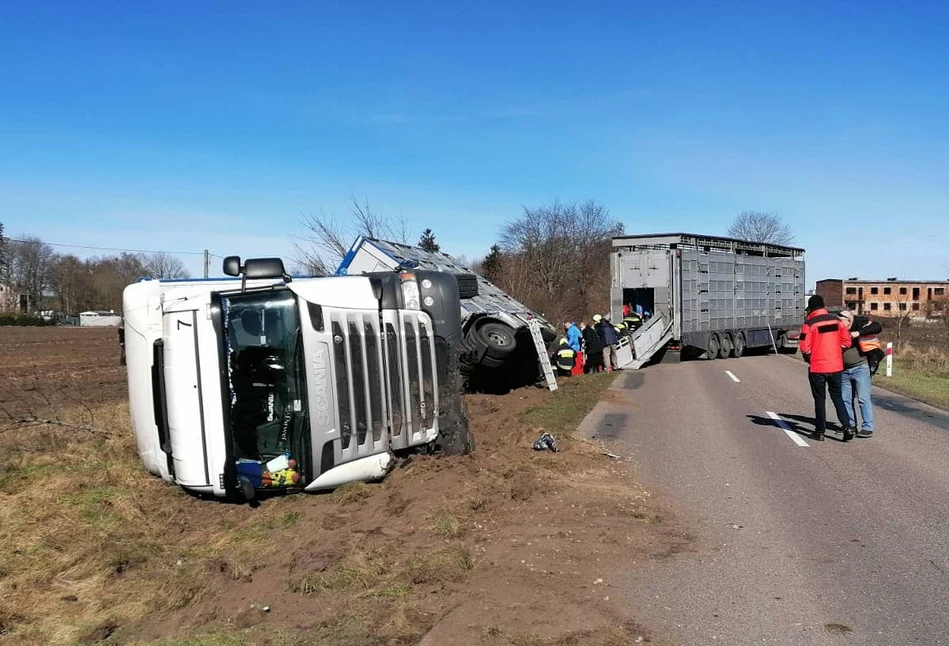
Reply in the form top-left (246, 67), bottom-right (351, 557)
top-left (0, 327), bottom-right (681, 646)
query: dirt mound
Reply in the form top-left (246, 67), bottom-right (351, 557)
top-left (0, 328), bottom-right (681, 646)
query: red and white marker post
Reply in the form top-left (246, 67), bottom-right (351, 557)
top-left (885, 342), bottom-right (893, 377)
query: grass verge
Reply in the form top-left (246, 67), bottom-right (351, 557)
top-left (874, 359), bottom-right (949, 410)
top-left (522, 372), bottom-right (616, 437)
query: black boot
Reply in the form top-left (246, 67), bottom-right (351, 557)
top-left (842, 426), bottom-right (856, 442)
top-left (812, 430), bottom-right (825, 442)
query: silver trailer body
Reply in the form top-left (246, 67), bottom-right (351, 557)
top-left (338, 237), bottom-right (556, 384)
top-left (611, 233), bottom-right (805, 365)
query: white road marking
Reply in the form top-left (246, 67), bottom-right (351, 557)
top-left (725, 370), bottom-right (740, 383)
top-left (766, 411), bottom-right (809, 447)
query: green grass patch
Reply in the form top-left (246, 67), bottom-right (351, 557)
top-left (522, 372), bottom-right (616, 436)
top-left (875, 359), bottom-right (949, 410)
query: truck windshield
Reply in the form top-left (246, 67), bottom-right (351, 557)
top-left (223, 290), bottom-right (307, 482)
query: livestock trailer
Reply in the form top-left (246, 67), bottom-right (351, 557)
top-left (611, 233), bottom-right (805, 364)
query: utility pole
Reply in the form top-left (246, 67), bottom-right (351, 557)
top-left (203, 249), bottom-right (210, 278)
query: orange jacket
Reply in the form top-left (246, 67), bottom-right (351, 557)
top-left (799, 308), bottom-right (852, 373)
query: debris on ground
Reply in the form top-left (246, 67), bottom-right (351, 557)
top-left (532, 432), bottom-right (559, 452)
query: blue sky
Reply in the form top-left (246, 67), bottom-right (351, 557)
top-left (2, 1), bottom-right (948, 286)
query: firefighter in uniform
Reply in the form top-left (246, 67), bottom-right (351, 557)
top-left (552, 338), bottom-right (576, 377)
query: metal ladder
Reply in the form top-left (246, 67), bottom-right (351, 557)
top-left (528, 319), bottom-right (558, 391)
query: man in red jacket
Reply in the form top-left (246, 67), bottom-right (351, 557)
top-left (799, 295), bottom-right (856, 441)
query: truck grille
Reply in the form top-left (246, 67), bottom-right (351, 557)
top-left (326, 309), bottom-right (438, 465)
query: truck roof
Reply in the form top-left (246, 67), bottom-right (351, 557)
top-left (612, 232), bottom-right (805, 258)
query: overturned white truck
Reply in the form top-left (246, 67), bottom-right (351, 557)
top-left (337, 237), bottom-right (557, 389)
top-left (123, 256), bottom-right (470, 501)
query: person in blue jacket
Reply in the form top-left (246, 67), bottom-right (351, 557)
top-left (564, 321), bottom-right (582, 353)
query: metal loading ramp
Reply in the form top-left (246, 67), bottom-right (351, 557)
top-left (616, 313), bottom-right (675, 370)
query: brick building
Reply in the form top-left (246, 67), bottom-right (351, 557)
top-left (816, 278), bottom-right (949, 318)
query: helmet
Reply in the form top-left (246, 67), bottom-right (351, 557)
top-left (559, 338), bottom-right (568, 346)
top-left (593, 314), bottom-right (602, 323)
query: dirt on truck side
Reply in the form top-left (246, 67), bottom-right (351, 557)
top-left (0, 327), bottom-right (688, 646)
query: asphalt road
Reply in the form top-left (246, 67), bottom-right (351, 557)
top-left (580, 353), bottom-right (949, 645)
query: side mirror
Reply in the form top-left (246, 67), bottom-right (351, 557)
top-left (223, 256), bottom-right (242, 277)
top-left (243, 258), bottom-right (288, 280)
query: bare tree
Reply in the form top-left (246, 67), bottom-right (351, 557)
top-left (499, 200), bottom-right (623, 323)
top-left (727, 211), bottom-right (795, 245)
top-left (144, 252), bottom-right (191, 279)
top-left (0, 221), bottom-right (7, 275)
top-left (293, 196), bottom-right (410, 276)
top-left (8, 236), bottom-right (57, 312)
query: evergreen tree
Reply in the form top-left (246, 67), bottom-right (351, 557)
top-left (481, 244), bottom-right (503, 282)
top-left (418, 228), bottom-right (440, 252)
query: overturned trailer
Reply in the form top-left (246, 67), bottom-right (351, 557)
top-left (611, 233), bottom-right (805, 367)
top-left (338, 237), bottom-right (557, 388)
top-left (123, 256), bottom-right (470, 501)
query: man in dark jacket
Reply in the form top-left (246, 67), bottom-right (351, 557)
top-left (799, 295), bottom-right (855, 441)
top-left (580, 321), bottom-right (604, 373)
top-left (594, 314), bottom-right (620, 371)
top-left (838, 310), bottom-right (882, 438)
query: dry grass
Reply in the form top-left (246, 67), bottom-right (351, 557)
top-left (873, 344), bottom-right (949, 410)
top-left (329, 481), bottom-right (374, 505)
top-left (0, 402), bottom-right (311, 646)
top-left (432, 512), bottom-right (463, 537)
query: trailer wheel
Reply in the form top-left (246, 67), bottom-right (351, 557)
top-left (476, 320), bottom-right (517, 360)
top-left (733, 332), bottom-right (746, 358)
top-left (720, 332), bottom-right (734, 359)
top-left (706, 333), bottom-right (721, 360)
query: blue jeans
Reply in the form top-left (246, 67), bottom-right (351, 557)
top-left (841, 363), bottom-right (873, 432)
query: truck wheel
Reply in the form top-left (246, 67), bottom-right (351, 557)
top-left (476, 320), bottom-right (517, 360)
top-left (733, 332), bottom-right (746, 358)
top-left (720, 332), bottom-right (734, 359)
top-left (706, 333), bottom-right (720, 360)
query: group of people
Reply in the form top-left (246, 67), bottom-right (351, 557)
top-left (799, 294), bottom-right (883, 442)
top-left (552, 313), bottom-right (629, 376)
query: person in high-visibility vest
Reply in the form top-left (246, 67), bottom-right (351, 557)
top-left (838, 309), bottom-right (883, 438)
top-left (551, 338), bottom-right (576, 376)
top-left (623, 311), bottom-right (643, 331)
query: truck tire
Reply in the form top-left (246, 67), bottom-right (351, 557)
top-left (455, 273), bottom-right (479, 299)
top-left (706, 333), bottom-right (720, 360)
top-left (733, 332), bottom-right (746, 358)
top-left (475, 320), bottom-right (517, 360)
top-left (720, 332), bottom-right (734, 359)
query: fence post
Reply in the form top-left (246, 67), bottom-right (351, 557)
top-left (885, 342), bottom-right (893, 377)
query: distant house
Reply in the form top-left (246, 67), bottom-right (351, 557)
top-left (79, 310), bottom-right (123, 327)
top-left (816, 278), bottom-right (949, 319)
top-left (0, 282), bottom-right (24, 312)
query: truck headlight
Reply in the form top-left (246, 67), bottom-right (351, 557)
top-left (400, 274), bottom-right (420, 309)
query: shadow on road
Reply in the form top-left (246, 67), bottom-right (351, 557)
top-left (746, 413), bottom-right (849, 442)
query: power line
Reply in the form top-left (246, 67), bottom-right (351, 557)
top-left (7, 238), bottom-right (213, 257)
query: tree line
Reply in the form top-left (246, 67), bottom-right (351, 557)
top-left (0, 226), bottom-right (189, 315)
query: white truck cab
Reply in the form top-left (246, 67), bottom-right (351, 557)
top-left (123, 256), bottom-right (469, 501)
